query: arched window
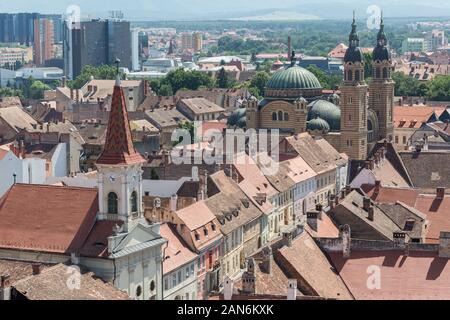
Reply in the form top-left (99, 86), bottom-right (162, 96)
top-left (130, 191), bottom-right (138, 213)
top-left (284, 112), bottom-right (289, 121)
top-left (383, 67), bottom-right (388, 78)
top-left (347, 70), bottom-right (352, 81)
top-left (376, 68), bottom-right (381, 79)
top-left (278, 111), bottom-right (283, 121)
top-left (108, 192), bottom-right (118, 214)
top-left (355, 70), bottom-right (360, 81)
top-left (272, 112), bottom-right (277, 121)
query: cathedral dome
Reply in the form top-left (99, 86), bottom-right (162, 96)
top-left (264, 66), bottom-right (322, 99)
top-left (307, 117), bottom-right (330, 133)
top-left (266, 66), bottom-right (322, 90)
top-left (307, 99), bottom-right (341, 131)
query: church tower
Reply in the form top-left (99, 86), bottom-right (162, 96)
top-left (369, 14), bottom-right (394, 142)
top-left (96, 63), bottom-right (146, 232)
top-left (340, 13), bottom-right (368, 160)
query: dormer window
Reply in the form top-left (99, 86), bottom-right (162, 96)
top-left (194, 232), bottom-right (200, 241)
top-left (204, 228), bottom-right (208, 236)
top-left (211, 223), bottom-right (216, 231)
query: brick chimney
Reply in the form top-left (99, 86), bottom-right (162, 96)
top-left (393, 231), bottom-right (406, 246)
top-left (32, 263), bottom-right (41, 275)
top-left (437, 187), bottom-right (445, 200)
top-left (307, 210), bottom-right (319, 231)
top-left (363, 196), bottom-right (371, 212)
top-left (261, 246), bottom-right (272, 274)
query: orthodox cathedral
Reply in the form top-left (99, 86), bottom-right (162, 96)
top-left (228, 14), bottom-right (394, 160)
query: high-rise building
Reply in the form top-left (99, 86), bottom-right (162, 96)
top-left (193, 32), bottom-right (203, 52)
top-left (181, 33), bottom-right (193, 51)
top-left (426, 30), bottom-right (448, 52)
top-left (402, 38), bottom-right (426, 53)
top-left (131, 29), bottom-right (140, 71)
top-left (33, 18), bottom-right (54, 66)
top-left (63, 19), bottom-right (131, 79)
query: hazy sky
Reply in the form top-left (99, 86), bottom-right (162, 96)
top-left (1, 0), bottom-right (449, 20)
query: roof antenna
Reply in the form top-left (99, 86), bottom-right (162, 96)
top-left (115, 58), bottom-right (121, 86)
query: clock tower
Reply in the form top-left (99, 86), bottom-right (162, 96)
top-left (96, 67), bottom-right (146, 232)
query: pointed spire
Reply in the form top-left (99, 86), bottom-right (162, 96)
top-left (377, 11), bottom-right (387, 46)
top-left (96, 60), bottom-right (145, 166)
top-left (349, 10), bottom-right (359, 47)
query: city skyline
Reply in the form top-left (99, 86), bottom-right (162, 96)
top-left (1, 0), bottom-right (450, 20)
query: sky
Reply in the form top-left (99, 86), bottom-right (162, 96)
top-left (1, 0), bottom-right (449, 20)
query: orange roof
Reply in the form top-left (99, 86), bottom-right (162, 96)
top-left (305, 212), bottom-right (340, 238)
top-left (160, 223), bottom-right (197, 274)
top-left (0, 184), bottom-right (98, 254)
top-left (176, 201), bottom-right (217, 231)
top-left (97, 81), bottom-right (145, 166)
top-left (393, 106), bottom-right (446, 129)
top-left (329, 250), bottom-right (450, 299)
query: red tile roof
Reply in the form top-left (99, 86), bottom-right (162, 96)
top-left (329, 250), bottom-right (450, 300)
top-left (362, 184), bottom-right (450, 243)
top-left (0, 184), bottom-right (99, 254)
top-left (97, 81), bottom-right (145, 166)
top-left (394, 106), bottom-right (446, 129)
top-left (160, 223), bottom-right (197, 274)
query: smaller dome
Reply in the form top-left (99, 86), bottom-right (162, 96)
top-left (236, 117), bottom-right (246, 128)
top-left (373, 45), bottom-right (391, 61)
top-left (344, 46), bottom-right (363, 63)
top-left (307, 117), bottom-right (330, 133)
top-left (228, 108), bottom-right (246, 126)
top-left (307, 99), bottom-right (341, 131)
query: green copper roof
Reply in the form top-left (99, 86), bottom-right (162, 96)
top-left (266, 66), bottom-right (322, 90)
top-left (307, 99), bottom-right (341, 131)
top-left (228, 108), bottom-right (246, 127)
top-left (307, 117), bottom-right (331, 133)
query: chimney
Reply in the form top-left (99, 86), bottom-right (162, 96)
top-left (287, 279), bottom-right (297, 301)
top-left (367, 207), bottom-right (374, 222)
top-left (328, 194), bottom-right (336, 210)
top-left (0, 274), bottom-right (11, 300)
top-left (439, 231), bottom-right (450, 258)
top-left (340, 224), bottom-right (351, 258)
top-left (242, 258), bottom-right (256, 294)
top-left (32, 263), bottom-right (41, 275)
top-left (283, 232), bottom-right (293, 247)
top-left (364, 161), bottom-right (370, 170)
top-left (374, 180), bottom-right (381, 191)
top-left (306, 210), bottom-right (319, 231)
top-left (170, 194), bottom-right (178, 212)
top-left (393, 231), bottom-right (406, 246)
top-left (223, 277), bottom-right (234, 300)
top-left (340, 188), bottom-right (346, 200)
top-left (363, 196), bottom-right (371, 212)
top-left (261, 246), bottom-right (272, 274)
top-left (437, 187), bottom-right (445, 200)
top-left (345, 185), bottom-right (351, 195)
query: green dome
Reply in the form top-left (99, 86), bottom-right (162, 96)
top-left (307, 117), bottom-right (330, 133)
top-left (228, 108), bottom-right (246, 128)
top-left (307, 99), bottom-right (341, 131)
top-left (266, 66), bottom-right (322, 90)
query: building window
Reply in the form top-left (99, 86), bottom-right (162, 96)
top-left (164, 278), bottom-right (168, 290)
top-left (272, 112), bottom-right (277, 121)
top-left (211, 223), bottom-right (216, 231)
top-left (136, 285), bottom-right (142, 297)
top-left (347, 70), bottom-right (352, 81)
top-left (130, 191), bottom-right (138, 213)
top-left (383, 67), bottom-right (388, 78)
top-left (278, 111), bottom-right (283, 121)
top-left (403, 136), bottom-right (407, 144)
top-left (284, 112), bottom-right (289, 121)
top-left (150, 280), bottom-right (155, 292)
top-left (107, 192), bottom-right (118, 214)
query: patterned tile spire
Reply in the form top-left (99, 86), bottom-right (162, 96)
top-left (96, 60), bottom-right (145, 166)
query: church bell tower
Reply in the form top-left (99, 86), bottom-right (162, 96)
top-left (340, 12), bottom-right (369, 160)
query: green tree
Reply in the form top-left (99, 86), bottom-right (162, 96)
top-left (249, 71), bottom-right (270, 97)
top-left (150, 168), bottom-right (160, 180)
top-left (159, 84), bottom-right (173, 96)
top-left (363, 52), bottom-right (373, 78)
top-left (427, 75), bottom-right (450, 101)
top-left (0, 87), bottom-right (23, 99)
top-left (29, 80), bottom-right (50, 99)
top-left (69, 65), bottom-right (122, 89)
top-left (217, 67), bottom-right (229, 88)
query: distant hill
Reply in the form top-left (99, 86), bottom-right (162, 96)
top-left (230, 11), bottom-right (320, 21)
